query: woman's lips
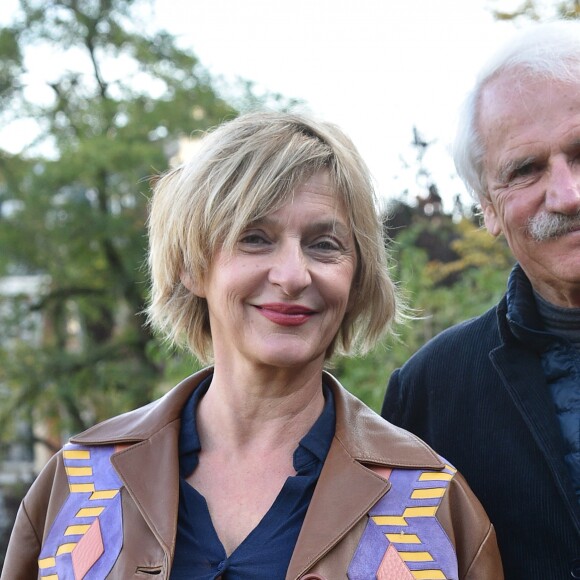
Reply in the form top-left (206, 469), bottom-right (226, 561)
top-left (256, 303), bottom-right (316, 326)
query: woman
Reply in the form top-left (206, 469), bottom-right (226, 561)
top-left (3, 112), bottom-right (502, 579)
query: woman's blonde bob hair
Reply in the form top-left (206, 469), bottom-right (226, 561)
top-left (147, 111), bottom-right (399, 363)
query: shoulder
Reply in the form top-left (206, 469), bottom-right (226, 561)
top-left (71, 368), bottom-right (213, 445)
top-left (413, 305), bottom-right (499, 358)
top-left (327, 372), bottom-right (445, 469)
top-left (394, 303), bottom-right (501, 381)
top-left (4, 449), bottom-right (70, 574)
top-left (382, 303), bottom-right (504, 421)
top-left (441, 470), bottom-right (504, 577)
top-left (20, 451), bottom-right (67, 527)
top-left (350, 459), bottom-right (502, 578)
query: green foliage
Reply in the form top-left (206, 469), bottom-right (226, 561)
top-left (490, 0), bottom-right (579, 20)
top-left (333, 205), bottom-right (514, 412)
top-left (0, 0), bottom-right (244, 450)
top-left (332, 0), bottom-right (580, 410)
top-left (0, 0), bottom-right (517, 455)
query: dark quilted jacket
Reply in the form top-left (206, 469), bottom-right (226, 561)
top-left (382, 264), bottom-right (580, 580)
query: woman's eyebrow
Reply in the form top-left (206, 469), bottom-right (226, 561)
top-left (247, 217), bottom-right (351, 237)
top-left (306, 220), bottom-right (352, 239)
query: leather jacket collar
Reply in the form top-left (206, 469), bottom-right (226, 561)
top-left (72, 367), bottom-right (443, 470)
top-left (70, 368), bottom-right (445, 577)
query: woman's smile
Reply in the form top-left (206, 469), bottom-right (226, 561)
top-left (197, 170), bottom-right (357, 371)
top-left (255, 303), bottom-right (317, 326)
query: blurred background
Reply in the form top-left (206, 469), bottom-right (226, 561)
top-left (0, 0), bottom-right (577, 566)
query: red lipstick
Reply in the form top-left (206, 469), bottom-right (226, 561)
top-left (256, 303), bottom-right (316, 326)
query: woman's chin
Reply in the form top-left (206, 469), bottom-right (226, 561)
top-left (251, 345), bottom-right (326, 372)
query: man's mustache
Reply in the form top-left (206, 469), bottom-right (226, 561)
top-left (527, 211), bottom-right (580, 241)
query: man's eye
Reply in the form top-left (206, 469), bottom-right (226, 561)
top-left (510, 162), bottom-right (543, 183)
top-left (515, 164), bottom-right (536, 177)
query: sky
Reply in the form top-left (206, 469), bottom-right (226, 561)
top-left (1, 0), bottom-right (528, 210)
top-left (148, 0), bottom-right (521, 210)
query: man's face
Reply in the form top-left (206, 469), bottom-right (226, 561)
top-left (479, 74), bottom-right (580, 307)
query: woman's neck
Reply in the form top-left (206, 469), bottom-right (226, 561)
top-left (196, 363), bottom-right (326, 454)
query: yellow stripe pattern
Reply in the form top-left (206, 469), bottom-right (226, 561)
top-left (412, 571), bottom-right (447, 579)
top-left (369, 463), bottom-right (458, 579)
top-left (39, 446), bottom-right (122, 579)
top-left (56, 543), bottom-right (76, 555)
top-left (65, 466), bottom-right (92, 477)
top-left (76, 507), bottom-right (105, 517)
top-left (63, 450), bottom-right (90, 460)
top-left (38, 557), bottom-right (56, 569)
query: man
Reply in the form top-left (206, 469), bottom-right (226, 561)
top-left (382, 21), bottom-right (580, 580)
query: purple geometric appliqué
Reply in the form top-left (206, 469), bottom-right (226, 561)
top-left (348, 462), bottom-right (459, 580)
top-left (347, 518), bottom-right (389, 579)
top-left (38, 443), bottom-right (123, 579)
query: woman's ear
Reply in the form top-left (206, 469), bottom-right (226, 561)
top-left (180, 270), bottom-right (205, 298)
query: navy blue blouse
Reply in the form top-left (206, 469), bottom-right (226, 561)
top-left (170, 376), bottom-right (335, 579)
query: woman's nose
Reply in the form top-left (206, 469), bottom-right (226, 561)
top-left (268, 242), bottom-right (311, 296)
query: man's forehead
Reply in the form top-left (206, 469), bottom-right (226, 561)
top-left (480, 72), bottom-right (580, 120)
top-left (479, 76), bottom-right (580, 151)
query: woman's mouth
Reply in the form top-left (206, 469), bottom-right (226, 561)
top-left (256, 303), bottom-right (316, 326)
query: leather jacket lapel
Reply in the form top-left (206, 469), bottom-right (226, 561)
top-left (287, 438), bottom-right (390, 579)
top-left (111, 421), bottom-right (181, 557)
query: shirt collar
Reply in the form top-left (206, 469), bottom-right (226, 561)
top-left (506, 264), bottom-right (561, 351)
top-left (178, 375), bottom-right (209, 478)
top-left (178, 375), bottom-right (335, 478)
top-left (293, 383), bottom-right (335, 475)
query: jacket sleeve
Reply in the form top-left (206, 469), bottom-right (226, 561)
top-left (1, 500), bottom-right (42, 579)
top-left (1, 452), bottom-right (69, 580)
top-left (440, 471), bottom-right (504, 580)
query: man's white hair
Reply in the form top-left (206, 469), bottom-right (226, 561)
top-left (453, 20), bottom-right (580, 202)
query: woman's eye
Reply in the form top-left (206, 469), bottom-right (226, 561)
top-left (239, 233), bottom-right (269, 246)
top-left (312, 238), bottom-right (341, 251)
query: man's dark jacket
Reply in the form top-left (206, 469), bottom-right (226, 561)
top-left (382, 265), bottom-right (580, 580)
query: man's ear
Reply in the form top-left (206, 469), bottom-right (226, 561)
top-left (180, 270), bottom-right (205, 298)
top-left (481, 199), bottom-right (502, 237)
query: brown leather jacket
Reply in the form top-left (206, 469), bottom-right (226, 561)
top-left (3, 368), bottom-right (503, 579)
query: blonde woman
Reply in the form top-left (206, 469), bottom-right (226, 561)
top-left (4, 112), bottom-right (502, 579)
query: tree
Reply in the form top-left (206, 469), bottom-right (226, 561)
top-left (490, 0), bottom-right (579, 20)
top-left (334, 203), bottom-right (515, 412)
top-left (0, 0), bottom-right (253, 454)
top-left (338, 0), bottom-right (580, 412)
top-left (334, 126), bottom-right (514, 413)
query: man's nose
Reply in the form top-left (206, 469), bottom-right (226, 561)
top-left (545, 158), bottom-right (580, 214)
top-left (268, 242), bottom-right (311, 297)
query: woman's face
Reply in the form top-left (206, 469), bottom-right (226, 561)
top-left (194, 170), bottom-right (357, 373)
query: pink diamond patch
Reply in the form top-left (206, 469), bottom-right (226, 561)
top-left (71, 517), bottom-right (104, 579)
top-left (377, 545), bottom-right (415, 580)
